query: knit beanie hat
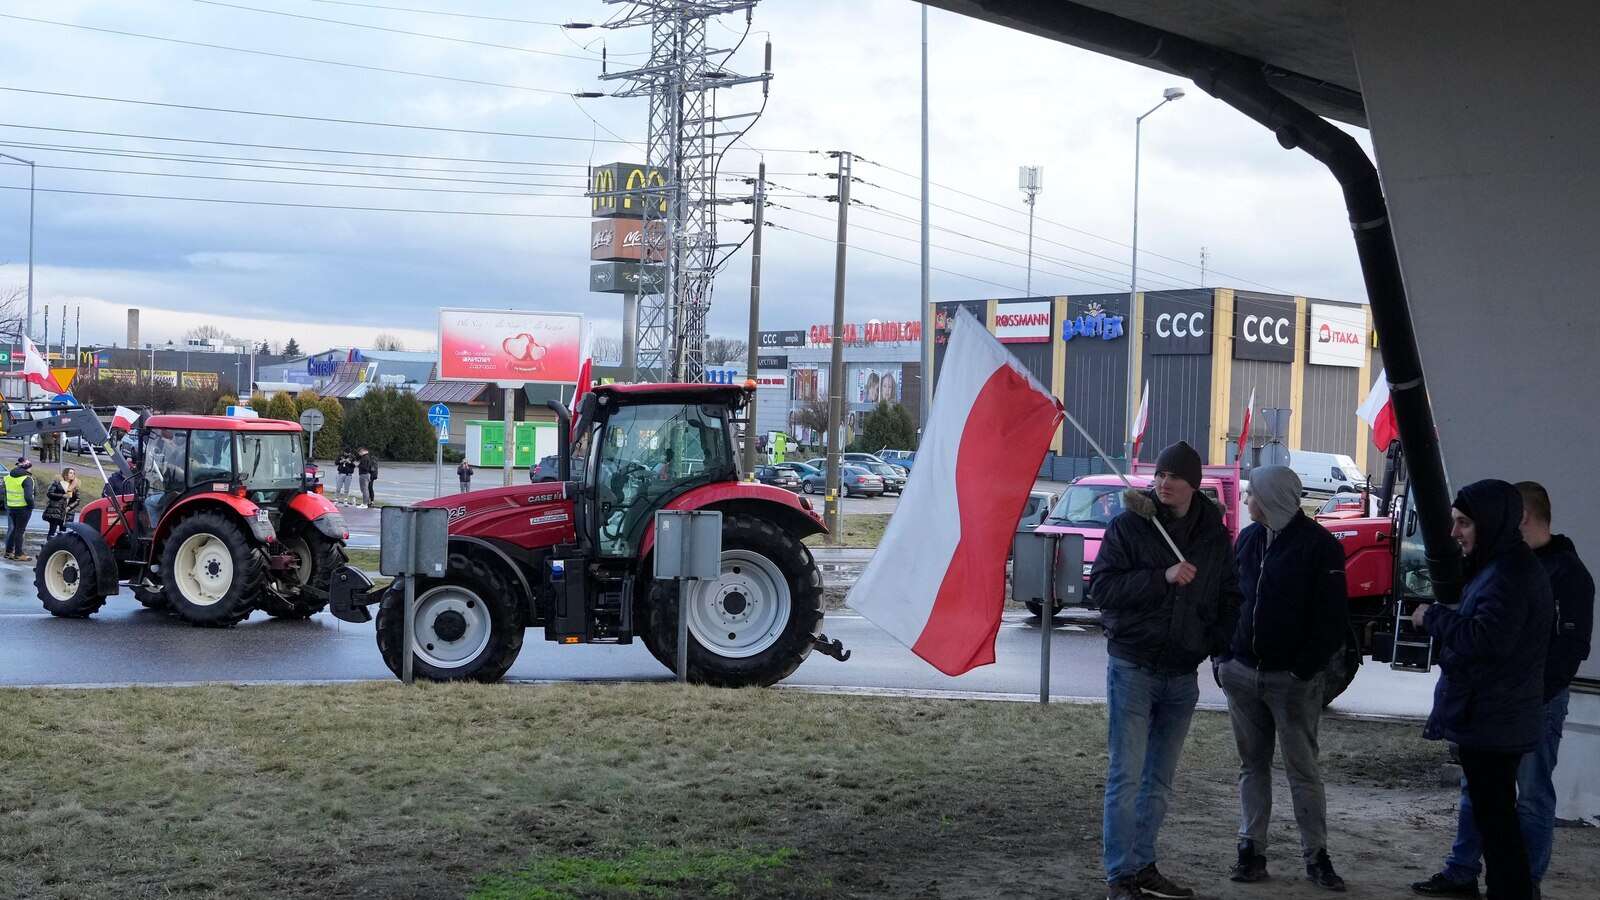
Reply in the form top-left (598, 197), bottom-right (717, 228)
top-left (1155, 441), bottom-right (1203, 490)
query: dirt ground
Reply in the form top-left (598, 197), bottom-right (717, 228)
top-left (0, 683), bottom-right (1594, 899)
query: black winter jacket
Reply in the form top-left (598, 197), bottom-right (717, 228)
top-left (1423, 480), bottom-right (1553, 753)
top-left (1536, 534), bottom-right (1594, 702)
top-left (357, 454), bottom-right (379, 477)
top-left (1090, 489), bottom-right (1242, 674)
top-left (1229, 512), bottom-right (1350, 680)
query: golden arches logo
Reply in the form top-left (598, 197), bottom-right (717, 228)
top-left (591, 167), bottom-right (617, 214)
top-left (622, 166), bottom-right (667, 215)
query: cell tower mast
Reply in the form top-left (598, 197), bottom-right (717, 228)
top-left (600, 1), bottom-right (771, 382)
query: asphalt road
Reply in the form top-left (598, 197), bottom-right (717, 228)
top-left (0, 553), bottom-right (1436, 720)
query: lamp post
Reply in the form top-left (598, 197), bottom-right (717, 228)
top-left (0, 152), bottom-right (35, 345)
top-left (1124, 87), bottom-right (1185, 459)
top-left (1018, 166), bottom-right (1043, 295)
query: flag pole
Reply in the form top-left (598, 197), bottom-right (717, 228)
top-left (1059, 405), bottom-right (1185, 563)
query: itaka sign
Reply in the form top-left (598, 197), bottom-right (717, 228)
top-left (438, 308), bottom-right (584, 385)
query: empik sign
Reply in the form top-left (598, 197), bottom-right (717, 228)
top-left (437, 308), bottom-right (584, 385)
top-left (1308, 302), bottom-right (1367, 368)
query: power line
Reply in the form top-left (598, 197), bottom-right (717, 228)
top-left (0, 13), bottom-right (576, 97)
top-left (308, 0), bottom-right (566, 27)
top-left (25, 162), bottom-right (588, 199)
top-left (0, 86), bottom-right (641, 144)
top-left (0, 183), bottom-right (591, 219)
top-left (191, 1), bottom-right (607, 63)
top-left (756, 219), bottom-right (1025, 295)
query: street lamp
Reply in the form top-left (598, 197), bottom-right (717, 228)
top-left (1124, 86), bottom-right (1185, 459)
top-left (0, 152), bottom-right (35, 345)
top-left (1018, 165), bottom-right (1043, 295)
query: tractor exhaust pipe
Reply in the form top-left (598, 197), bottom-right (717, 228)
top-left (546, 400), bottom-right (571, 482)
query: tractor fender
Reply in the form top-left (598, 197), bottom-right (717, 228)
top-left (286, 491), bottom-right (348, 540)
top-left (637, 482), bottom-right (827, 559)
top-left (447, 535), bottom-right (537, 625)
top-left (157, 493), bottom-right (272, 545)
top-left (60, 522), bottom-right (121, 596)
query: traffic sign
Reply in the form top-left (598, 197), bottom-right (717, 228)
top-left (50, 392), bottom-right (78, 407)
top-left (298, 408), bottom-right (326, 432)
top-left (438, 425), bottom-right (450, 445)
top-left (427, 403), bottom-right (451, 428)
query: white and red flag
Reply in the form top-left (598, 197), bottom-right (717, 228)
top-left (1129, 380), bottom-right (1151, 460)
top-left (1357, 369), bottom-right (1399, 450)
top-left (570, 327), bottom-right (595, 411)
top-left (21, 337), bottom-right (65, 394)
top-left (1237, 386), bottom-right (1256, 460)
top-left (111, 406), bottom-right (139, 432)
top-left (849, 310), bottom-right (1063, 676)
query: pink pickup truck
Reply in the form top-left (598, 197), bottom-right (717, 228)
top-left (1030, 461), bottom-right (1244, 617)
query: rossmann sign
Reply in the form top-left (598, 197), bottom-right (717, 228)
top-left (993, 301), bottom-right (1051, 343)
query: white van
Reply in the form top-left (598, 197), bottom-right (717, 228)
top-left (1288, 450), bottom-right (1367, 494)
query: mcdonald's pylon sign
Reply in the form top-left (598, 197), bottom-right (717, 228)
top-left (589, 162), bottom-right (667, 219)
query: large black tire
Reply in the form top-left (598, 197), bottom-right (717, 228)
top-left (35, 532), bottom-right (109, 618)
top-left (133, 585), bottom-right (169, 611)
top-left (160, 512), bottom-right (264, 627)
top-left (1024, 600), bottom-right (1064, 620)
top-left (259, 528), bottom-right (346, 620)
top-left (375, 551), bottom-right (525, 682)
top-left (643, 513), bottom-right (823, 687)
top-left (1322, 626), bottom-right (1363, 706)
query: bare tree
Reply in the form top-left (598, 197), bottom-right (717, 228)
top-left (371, 332), bottom-right (406, 351)
top-left (0, 267), bottom-right (29, 345)
top-left (184, 324), bottom-right (245, 345)
top-left (590, 333), bottom-right (624, 362)
top-left (704, 336), bottom-right (748, 366)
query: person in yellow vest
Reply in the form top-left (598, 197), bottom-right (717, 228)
top-left (5, 457), bottom-right (37, 562)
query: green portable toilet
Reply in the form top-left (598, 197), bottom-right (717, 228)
top-left (466, 421), bottom-right (505, 467)
top-left (512, 421), bottom-right (536, 468)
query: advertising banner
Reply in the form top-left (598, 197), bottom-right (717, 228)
top-left (1144, 291), bottom-right (1214, 355)
top-left (756, 354), bottom-right (788, 370)
top-left (1309, 302), bottom-right (1367, 367)
top-left (790, 366), bottom-right (821, 402)
top-left (438, 308), bottom-right (584, 384)
top-left (589, 219), bottom-right (665, 262)
top-left (152, 370), bottom-right (179, 387)
top-left (181, 371), bottom-right (220, 391)
top-left (757, 329), bottom-right (805, 349)
top-left (589, 262), bottom-right (665, 295)
top-left (589, 162), bottom-right (666, 219)
top-left (851, 365), bottom-right (901, 404)
top-left (98, 368), bottom-right (139, 384)
top-left (1233, 293), bottom-right (1296, 362)
top-left (993, 300), bottom-right (1052, 343)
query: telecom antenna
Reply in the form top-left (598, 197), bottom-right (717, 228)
top-left (600, 1), bottom-right (772, 382)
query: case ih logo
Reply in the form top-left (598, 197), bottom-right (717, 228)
top-left (1318, 322), bottom-right (1360, 344)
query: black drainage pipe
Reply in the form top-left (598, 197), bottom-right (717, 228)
top-left (968, 0), bottom-right (1462, 599)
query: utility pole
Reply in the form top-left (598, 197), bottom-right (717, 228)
top-left (1199, 245), bottom-right (1209, 287)
top-left (621, 293), bottom-right (637, 381)
top-left (919, 5), bottom-right (933, 432)
top-left (825, 151), bottom-right (852, 541)
top-left (1019, 165), bottom-right (1043, 295)
top-left (741, 161), bottom-right (766, 476)
top-left (1125, 87), bottom-right (1185, 459)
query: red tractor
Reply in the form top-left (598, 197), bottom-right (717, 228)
top-left (8, 405), bottom-right (350, 626)
top-left (331, 383), bottom-right (838, 687)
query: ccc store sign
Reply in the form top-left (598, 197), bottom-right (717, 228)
top-left (1154, 311), bottom-right (1206, 338)
top-left (1232, 296), bottom-right (1296, 362)
top-left (1145, 293), bottom-right (1213, 355)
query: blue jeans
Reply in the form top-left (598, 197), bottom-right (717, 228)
top-left (1444, 689), bottom-right (1569, 884)
top-left (1103, 655), bottom-right (1200, 883)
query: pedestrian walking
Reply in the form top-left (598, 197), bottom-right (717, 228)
top-left (1412, 481), bottom-right (1592, 899)
top-left (42, 467), bottom-right (82, 538)
top-left (334, 450), bottom-right (356, 502)
top-left (1219, 465), bottom-right (1348, 890)
top-left (1090, 440), bottom-right (1243, 900)
top-left (356, 447), bottom-right (378, 508)
top-left (1408, 480), bottom-right (1552, 900)
top-left (5, 457), bottom-right (37, 562)
top-left (457, 460), bottom-right (474, 493)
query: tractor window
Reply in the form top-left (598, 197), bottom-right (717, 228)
top-left (143, 429), bottom-right (188, 494)
top-left (187, 430), bottom-right (236, 488)
top-left (594, 401), bottom-right (732, 557)
top-left (237, 432), bottom-right (304, 493)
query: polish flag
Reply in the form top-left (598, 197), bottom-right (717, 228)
top-left (1129, 380), bottom-right (1150, 461)
top-left (21, 337), bottom-right (65, 394)
top-left (849, 310), bottom-right (1063, 675)
top-left (111, 406), bottom-right (139, 433)
top-left (570, 328), bottom-right (594, 411)
top-left (1237, 386), bottom-right (1256, 460)
top-left (1357, 369), bottom-right (1399, 450)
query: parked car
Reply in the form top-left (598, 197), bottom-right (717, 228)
top-left (803, 457), bottom-right (905, 495)
top-left (754, 465), bottom-right (803, 492)
top-left (878, 449), bottom-right (915, 471)
top-left (769, 461), bottom-right (820, 482)
top-left (1315, 489), bottom-right (1381, 518)
top-left (1288, 450), bottom-right (1367, 495)
top-left (800, 463), bottom-right (884, 497)
top-left (1017, 490), bottom-right (1058, 530)
top-left (531, 454), bottom-right (586, 483)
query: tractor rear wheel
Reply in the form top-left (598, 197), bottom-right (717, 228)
top-left (160, 512), bottom-right (263, 627)
top-left (375, 551), bottom-right (524, 682)
top-left (260, 528), bottom-right (346, 619)
top-left (36, 532), bottom-right (109, 618)
top-left (643, 512), bottom-right (824, 687)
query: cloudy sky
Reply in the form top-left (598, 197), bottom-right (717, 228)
top-left (0, 0), bottom-right (1370, 355)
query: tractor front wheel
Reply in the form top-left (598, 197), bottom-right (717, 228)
top-left (375, 551), bottom-right (524, 682)
top-left (36, 532), bottom-right (109, 618)
top-left (643, 513), bottom-right (824, 687)
top-left (160, 513), bottom-right (264, 627)
top-left (260, 528), bottom-right (346, 619)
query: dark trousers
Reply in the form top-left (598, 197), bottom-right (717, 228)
top-left (6, 508), bottom-right (32, 555)
top-left (1458, 747), bottom-right (1532, 900)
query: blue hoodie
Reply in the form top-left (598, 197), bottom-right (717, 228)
top-left (1421, 479), bottom-right (1553, 753)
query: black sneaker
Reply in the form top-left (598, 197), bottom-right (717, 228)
top-left (1230, 841), bottom-right (1269, 883)
top-left (1106, 879), bottom-right (1142, 900)
top-left (1133, 863), bottom-right (1196, 899)
top-left (1305, 849), bottom-right (1346, 891)
top-left (1410, 872), bottom-right (1481, 897)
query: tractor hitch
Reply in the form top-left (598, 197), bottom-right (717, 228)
top-left (811, 633), bottom-right (851, 662)
top-left (328, 564), bottom-right (376, 624)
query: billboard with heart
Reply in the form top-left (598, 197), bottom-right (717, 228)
top-left (438, 308), bottom-right (584, 385)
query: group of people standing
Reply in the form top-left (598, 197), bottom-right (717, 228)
top-left (2, 459), bottom-right (82, 562)
top-left (331, 448), bottom-right (379, 507)
top-left (1090, 441), bottom-right (1592, 900)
